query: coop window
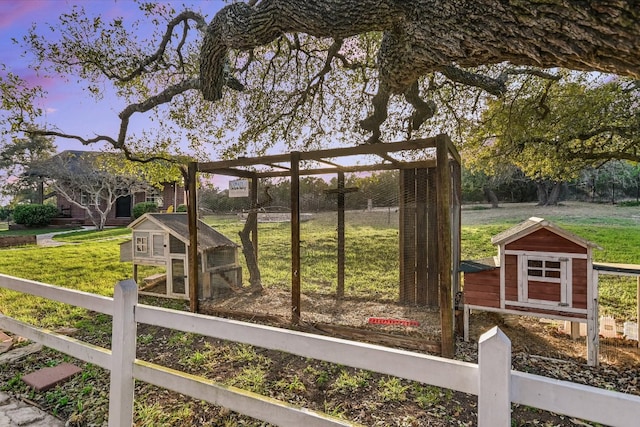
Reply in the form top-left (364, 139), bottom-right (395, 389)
top-left (207, 248), bottom-right (234, 269)
top-left (135, 236), bottom-right (148, 254)
top-left (169, 235), bottom-right (186, 254)
top-left (521, 255), bottom-right (570, 307)
top-left (527, 259), bottom-right (562, 282)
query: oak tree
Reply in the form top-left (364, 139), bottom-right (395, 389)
top-left (2, 0), bottom-right (638, 156)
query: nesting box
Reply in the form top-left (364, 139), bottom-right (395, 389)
top-left (120, 213), bottom-right (241, 300)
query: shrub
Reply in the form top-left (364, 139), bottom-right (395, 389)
top-left (176, 204), bottom-right (187, 212)
top-left (12, 204), bottom-right (59, 227)
top-left (0, 206), bottom-right (11, 221)
top-left (133, 202), bottom-right (158, 219)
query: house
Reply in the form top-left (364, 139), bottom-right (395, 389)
top-left (33, 150), bottom-right (185, 226)
top-left (120, 213), bottom-right (241, 300)
top-left (461, 217), bottom-right (602, 365)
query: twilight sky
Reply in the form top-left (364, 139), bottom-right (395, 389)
top-left (1, 0), bottom-right (225, 154)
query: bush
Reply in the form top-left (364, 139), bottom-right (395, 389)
top-left (133, 202), bottom-right (158, 219)
top-left (0, 206), bottom-right (11, 222)
top-left (12, 204), bottom-right (59, 227)
top-left (176, 204), bottom-right (187, 212)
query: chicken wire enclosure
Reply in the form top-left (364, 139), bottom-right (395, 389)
top-left (187, 135), bottom-right (462, 357)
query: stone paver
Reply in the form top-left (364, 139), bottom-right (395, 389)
top-left (0, 343), bottom-right (43, 365)
top-left (22, 363), bottom-right (82, 392)
top-left (0, 392), bottom-right (64, 427)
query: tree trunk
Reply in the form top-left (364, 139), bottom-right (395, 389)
top-left (483, 186), bottom-right (499, 208)
top-left (546, 181), bottom-right (563, 206)
top-left (237, 186), bottom-right (272, 293)
top-left (238, 211), bottom-right (262, 292)
top-left (536, 181), bottom-right (549, 206)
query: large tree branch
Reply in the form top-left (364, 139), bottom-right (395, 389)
top-left (200, 0), bottom-right (640, 141)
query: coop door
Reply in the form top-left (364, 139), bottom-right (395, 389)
top-left (521, 255), bottom-right (570, 307)
top-left (168, 256), bottom-right (188, 298)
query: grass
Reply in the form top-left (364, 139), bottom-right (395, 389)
top-left (1, 203), bottom-right (639, 424)
top-left (1, 206), bottom-right (639, 326)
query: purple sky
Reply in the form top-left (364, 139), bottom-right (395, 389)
top-left (1, 0), bottom-right (224, 154)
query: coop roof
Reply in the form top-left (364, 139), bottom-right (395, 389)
top-left (459, 256), bottom-right (500, 273)
top-left (128, 213), bottom-right (237, 251)
top-left (491, 217), bottom-right (601, 249)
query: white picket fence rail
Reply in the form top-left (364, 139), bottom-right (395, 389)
top-left (1, 273), bottom-right (639, 427)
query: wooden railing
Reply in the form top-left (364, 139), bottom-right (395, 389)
top-left (1, 273), bottom-right (639, 427)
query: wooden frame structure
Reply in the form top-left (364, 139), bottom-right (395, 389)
top-left (186, 135), bottom-right (462, 356)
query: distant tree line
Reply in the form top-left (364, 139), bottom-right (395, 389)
top-left (200, 161), bottom-right (640, 214)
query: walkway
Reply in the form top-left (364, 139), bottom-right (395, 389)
top-left (36, 226), bottom-right (95, 247)
top-left (0, 392), bottom-right (64, 427)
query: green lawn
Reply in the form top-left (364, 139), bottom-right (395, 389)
top-left (1, 206), bottom-right (639, 326)
top-left (0, 205), bottom-right (639, 425)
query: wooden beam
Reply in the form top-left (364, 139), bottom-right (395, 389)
top-left (187, 162), bottom-right (199, 313)
top-left (197, 137), bottom-right (439, 172)
top-left (291, 152), bottom-right (301, 325)
top-left (196, 167), bottom-right (257, 178)
top-left (205, 160), bottom-right (437, 179)
top-left (436, 135), bottom-right (454, 358)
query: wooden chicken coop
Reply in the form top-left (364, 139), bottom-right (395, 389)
top-left (461, 217), bottom-right (602, 365)
top-left (120, 213), bottom-right (241, 300)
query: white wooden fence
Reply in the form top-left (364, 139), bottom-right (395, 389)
top-left (1, 273), bottom-right (639, 427)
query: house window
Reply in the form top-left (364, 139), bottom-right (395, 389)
top-left (81, 192), bottom-right (99, 206)
top-left (146, 190), bottom-right (163, 208)
top-left (135, 236), bottom-right (148, 254)
top-left (522, 255), bottom-right (569, 307)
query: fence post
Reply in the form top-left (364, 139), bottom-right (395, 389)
top-left (109, 279), bottom-right (138, 427)
top-left (478, 326), bottom-right (511, 426)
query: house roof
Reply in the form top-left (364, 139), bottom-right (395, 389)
top-left (128, 213), bottom-right (238, 251)
top-left (491, 216), bottom-right (601, 249)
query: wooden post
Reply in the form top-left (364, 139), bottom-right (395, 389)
top-left (337, 171), bottom-right (345, 298)
top-left (587, 269), bottom-right (599, 366)
top-left (570, 322), bottom-right (581, 340)
top-left (109, 279), bottom-right (137, 427)
top-left (250, 176), bottom-right (259, 261)
top-left (478, 327), bottom-right (511, 427)
top-left (187, 162), bottom-right (199, 313)
top-left (451, 160), bottom-right (462, 298)
top-left (291, 152), bottom-right (301, 324)
top-left (637, 276), bottom-right (639, 349)
top-left (451, 160), bottom-right (463, 336)
top-left (436, 135), bottom-right (454, 358)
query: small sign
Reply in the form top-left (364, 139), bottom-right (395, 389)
top-left (228, 179), bottom-right (249, 198)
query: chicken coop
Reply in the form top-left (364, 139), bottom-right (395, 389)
top-left (461, 217), bottom-right (602, 365)
top-left (120, 213), bottom-right (241, 300)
